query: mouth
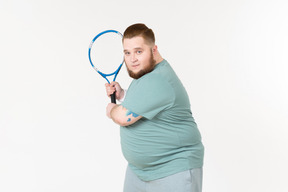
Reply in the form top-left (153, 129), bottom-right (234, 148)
top-left (131, 64), bottom-right (140, 68)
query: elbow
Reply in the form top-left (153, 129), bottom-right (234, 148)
top-left (112, 116), bottom-right (129, 127)
top-left (119, 121), bottom-right (129, 127)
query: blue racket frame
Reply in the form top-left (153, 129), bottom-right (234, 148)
top-left (88, 30), bottom-right (124, 103)
top-left (88, 29), bottom-right (124, 84)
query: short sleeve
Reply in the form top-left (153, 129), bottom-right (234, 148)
top-left (122, 74), bottom-right (175, 120)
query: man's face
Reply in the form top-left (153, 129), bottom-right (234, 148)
top-left (123, 36), bottom-right (156, 79)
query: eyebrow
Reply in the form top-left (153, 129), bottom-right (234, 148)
top-left (123, 47), bottom-right (143, 52)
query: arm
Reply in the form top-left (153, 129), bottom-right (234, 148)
top-left (106, 103), bottom-right (142, 126)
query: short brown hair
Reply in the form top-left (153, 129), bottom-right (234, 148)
top-left (123, 23), bottom-right (155, 45)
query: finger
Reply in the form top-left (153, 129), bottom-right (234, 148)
top-left (105, 83), bottom-right (112, 90)
top-left (106, 84), bottom-right (115, 90)
top-left (108, 85), bottom-right (116, 91)
top-left (107, 87), bottom-right (116, 96)
top-left (110, 81), bottom-right (119, 87)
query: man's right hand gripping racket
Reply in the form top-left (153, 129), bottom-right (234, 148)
top-left (88, 30), bottom-right (124, 103)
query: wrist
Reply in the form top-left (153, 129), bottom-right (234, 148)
top-left (118, 89), bottom-right (127, 102)
top-left (106, 103), bottom-right (116, 118)
top-left (110, 104), bottom-right (119, 120)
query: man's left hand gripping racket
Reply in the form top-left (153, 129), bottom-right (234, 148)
top-left (88, 30), bottom-right (124, 103)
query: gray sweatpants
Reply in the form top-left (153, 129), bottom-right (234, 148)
top-left (123, 166), bottom-right (203, 192)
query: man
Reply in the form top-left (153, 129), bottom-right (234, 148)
top-left (105, 23), bottom-right (204, 192)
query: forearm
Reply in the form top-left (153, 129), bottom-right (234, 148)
top-left (109, 105), bottom-right (142, 126)
top-left (110, 105), bottom-right (129, 126)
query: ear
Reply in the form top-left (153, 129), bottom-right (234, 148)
top-left (152, 45), bottom-right (158, 54)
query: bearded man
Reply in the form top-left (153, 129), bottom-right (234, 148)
top-left (105, 23), bottom-right (204, 192)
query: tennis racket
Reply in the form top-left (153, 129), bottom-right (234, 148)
top-left (88, 30), bottom-right (124, 103)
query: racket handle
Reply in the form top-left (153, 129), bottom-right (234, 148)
top-left (110, 92), bottom-right (116, 104)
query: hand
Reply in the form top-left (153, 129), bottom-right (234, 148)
top-left (106, 103), bottom-right (117, 118)
top-left (105, 82), bottom-right (124, 101)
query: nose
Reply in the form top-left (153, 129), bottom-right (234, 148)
top-left (130, 53), bottom-right (137, 63)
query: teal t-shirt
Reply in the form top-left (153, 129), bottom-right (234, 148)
top-left (121, 59), bottom-right (204, 181)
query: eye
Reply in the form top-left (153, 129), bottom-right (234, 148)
top-left (136, 50), bottom-right (142, 54)
top-left (124, 51), bottom-right (130, 56)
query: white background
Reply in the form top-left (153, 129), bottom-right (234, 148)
top-left (1, 0), bottom-right (288, 191)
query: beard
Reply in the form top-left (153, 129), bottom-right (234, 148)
top-left (126, 52), bottom-right (156, 79)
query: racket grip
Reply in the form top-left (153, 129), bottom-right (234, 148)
top-left (110, 92), bottom-right (116, 104)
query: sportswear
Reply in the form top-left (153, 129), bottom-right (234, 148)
top-left (121, 59), bottom-right (204, 181)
